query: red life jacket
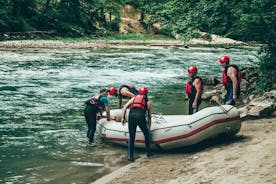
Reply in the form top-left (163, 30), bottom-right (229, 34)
top-left (131, 95), bottom-right (147, 111)
top-left (185, 82), bottom-right (192, 94)
top-left (185, 76), bottom-right (204, 94)
top-left (222, 64), bottom-right (241, 85)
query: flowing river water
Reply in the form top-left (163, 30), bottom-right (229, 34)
top-left (0, 46), bottom-right (259, 183)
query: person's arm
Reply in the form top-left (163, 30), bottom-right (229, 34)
top-left (118, 96), bottom-right (122, 109)
top-left (120, 88), bottom-right (136, 98)
top-left (192, 78), bottom-right (202, 108)
top-left (227, 67), bottom-right (238, 101)
top-left (105, 106), bottom-right (110, 121)
top-left (121, 97), bottom-right (134, 125)
top-left (101, 96), bottom-right (111, 121)
top-left (147, 101), bottom-right (153, 127)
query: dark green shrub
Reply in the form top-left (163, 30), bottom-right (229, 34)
top-left (256, 44), bottom-right (276, 93)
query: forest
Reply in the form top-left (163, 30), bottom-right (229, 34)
top-left (0, 0), bottom-right (274, 43)
top-left (0, 0), bottom-right (275, 91)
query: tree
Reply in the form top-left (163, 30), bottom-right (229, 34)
top-left (0, 0), bottom-right (9, 33)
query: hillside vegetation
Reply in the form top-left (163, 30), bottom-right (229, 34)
top-left (0, 1), bottom-right (274, 43)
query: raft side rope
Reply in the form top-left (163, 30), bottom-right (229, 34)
top-left (152, 114), bottom-right (167, 124)
top-left (219, 105), bottom-right (228, 114)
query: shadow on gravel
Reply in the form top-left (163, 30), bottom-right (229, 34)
top-left (162, 134), bottom-right (250, 154)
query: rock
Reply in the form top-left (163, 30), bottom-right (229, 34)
top-left (264, 90), bottom-right (276, 99)
top-left (210, 95), bottom-right (223, 105)
top-left (240, 79), bottom-right (248, 93)
top-left (247, 105), bottom-right (273, 119)
top-left (213, 84), bottom-right (224, 91)
top-left (238, 90), bottom-right (275, 119)
top-left (202, 90), bottom-right (219, 100)
top-left (203, 77), bottom-right (220, 86)
top-left (249, 95), bottom-right (255, 101)
top-left (184, 95), bottom-right (188, 100)
top-left (174, 34), bottom-right (182, 39)
top-left (238, 106), bottom-right (249, 120)
top-left (249, 98), bottom-right (274, 107)
top-left (250, 81), bottom-right (257, 89)
top-left (242, 98), bottom-right (249, 104)
top-left (152, 23), bottom-right (161, 31)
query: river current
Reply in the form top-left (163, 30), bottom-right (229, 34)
top-left (0, 46), bottom-right (259, 183)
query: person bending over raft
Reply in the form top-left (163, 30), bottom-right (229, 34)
top-left (109, 84), bottom-right (138, 108)
top-left (84, 88), bottom-right (111, 146)
top-left (121, 86), bottom-right (154, 162)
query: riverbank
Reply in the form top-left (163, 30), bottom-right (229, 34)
top-left (94, 117), bottom-right (276, 184)
top-left (0, 36), bottom-right (251, 49)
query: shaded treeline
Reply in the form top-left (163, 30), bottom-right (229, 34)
top-left (0, 0), bottom-right (123, 37)
top-left (0, 0), bottom-right (275, 44)
top-left (147, 0), bottom-right (275, 44)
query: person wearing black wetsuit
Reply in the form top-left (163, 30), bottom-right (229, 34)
top-left (84, 88), bottom-right (110, 145)
top-left (109, 84), bottom-right (138, 108)
top-left (121, 86), bottom-right (154, 161)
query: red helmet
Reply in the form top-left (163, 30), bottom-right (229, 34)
top-left (219, 55), bottom-right (230, 63)
top-left (109, 87), bottom-right (117, 96)
top-left (187, 66), bottom-right (198, 73)
top-left (138, 86), bottom-right (148, 95)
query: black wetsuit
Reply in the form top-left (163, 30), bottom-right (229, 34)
top-left (84, 104), bottom-right (97, 143)
top-left (119, 85), bottom-right (138, 98)
top-left (128, 108), bottom-right (151, 159)
top-left (84, 96), bottom-right (106, 143)
top-left (187, 76), bottom-right (203, 115)
top-left (128, 95), bottom-right (151, 160)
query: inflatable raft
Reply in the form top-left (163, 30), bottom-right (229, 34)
top-left (97, 105), bottom-right (241, 150)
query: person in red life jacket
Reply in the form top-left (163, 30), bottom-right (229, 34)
top-left (84, 88), bottom-right (111, 146)
top-left (185, 66), bottom-right (204, 114)
top-left (219, 55), bottom-right (241, 105)
top-left (109, 84), bottom-right (139, 108)
top-left (121, 86), bottom-right (154, 161)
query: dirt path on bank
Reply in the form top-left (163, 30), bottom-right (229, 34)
top-left (94, 118), bottom-right (276, 184)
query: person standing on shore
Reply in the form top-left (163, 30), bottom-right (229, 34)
top-left (218, 55), bottom-right (241, 105)
top-left (109, 84), bottom-right (139, 108)
top-left (84, 88), bottom-right (111, 146)
top-left (185, 66), bottom-right (204, 114)
top-left (121, 86), bottom-right (154, 161)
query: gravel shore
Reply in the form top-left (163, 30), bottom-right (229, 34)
top-left (93, 118), bottom-right (276, 184)
top-left (0, 37), bottom-right (247, 49)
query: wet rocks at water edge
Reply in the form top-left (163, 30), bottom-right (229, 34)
top-left (238, 91), bottom-right (275, 119)
top-left (201, 67), bottom-right (276, 120)
top-left (202, 76), bottom-right (220, 86)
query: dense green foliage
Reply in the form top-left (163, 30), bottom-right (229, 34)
top-left (1, 0), bottom-right (275, 44)
top-left (144, 0), bottom-right (275, 44)
top-left (255, 44), bottom-right (276, 93)
top-left (0, 0), bottom-right (275, 92)
top-left (0, 0), bottom-right (123, 37)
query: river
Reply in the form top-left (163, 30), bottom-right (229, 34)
top-left (0, 46), bottom-right (259, 183)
